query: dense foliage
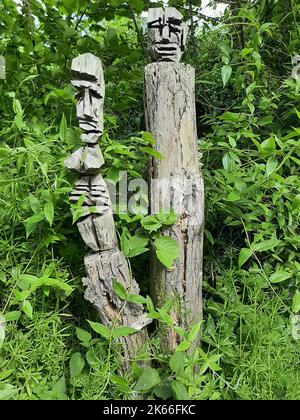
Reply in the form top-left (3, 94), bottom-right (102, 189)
top-left (0, 0), bottom-right (299, 400)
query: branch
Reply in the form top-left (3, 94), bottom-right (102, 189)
top-left (75, 5), bottom-right (88, 30)
top-left (127, 3), bottom-right (148, 59)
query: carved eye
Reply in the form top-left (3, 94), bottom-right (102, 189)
top-left (148, 18), bottom-right (162, 29)
top-left (169, 25), bottom-right (181, 34)
top-left (90, 89), bottom-right (102, 99)
top-left (75, 88), bottom-right (84, 100)
top-left (168, 18), bottom-right (182, 26)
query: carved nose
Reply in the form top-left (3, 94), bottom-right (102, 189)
top-left (161, 25), bottom-right (169, 41)
top-left (83, 88), bottom-right (93, 117)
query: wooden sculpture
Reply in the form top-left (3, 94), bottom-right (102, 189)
top-left (65, 53), bottom-right (150, 366)
top-left (144, 8), bottom-right (204, 351)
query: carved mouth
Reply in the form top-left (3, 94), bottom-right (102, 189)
top-left (156, 46), bottom-right (177, 51)
top-left (79, 121), bottom-right (100, 131)
top-left (154, 44), bottom-right (179, 56)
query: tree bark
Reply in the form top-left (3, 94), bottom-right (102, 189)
top-left (144, 62), bottom-right (204, 351)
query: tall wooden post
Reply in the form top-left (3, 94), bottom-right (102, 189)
top-left (65, 53), bottom-right (150, 367)
top-left (144, 8), bottom-right (204, 351)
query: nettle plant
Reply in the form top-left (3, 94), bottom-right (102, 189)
top-left (68, 289), bottom-right (222, 400)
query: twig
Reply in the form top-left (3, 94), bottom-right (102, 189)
top-left (75, 5), bottom-right (88, 30)
top-left (127, 3), bottom-right (148, 59)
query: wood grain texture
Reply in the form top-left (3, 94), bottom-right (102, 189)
top-left (83, 250), bottom-right (151, 367)
top-left (144, 62), bottom-right (204, 351)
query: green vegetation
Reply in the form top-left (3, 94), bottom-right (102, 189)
top-left (0, 0), bottom-right (300, 400)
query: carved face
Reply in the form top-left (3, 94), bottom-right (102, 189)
top-left (71, 53), bottom-right (105, 143)
top-left (148, 7), bottom-right (188, 62)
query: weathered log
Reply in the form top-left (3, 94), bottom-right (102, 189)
top-left (83, 250), bottom-right (151, 366)
top-left (144, 61), bottom-right (204, 351)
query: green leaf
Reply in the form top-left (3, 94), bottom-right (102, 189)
top-left (188, 321), bottom-right (202, 343)
top-left (252, 239), bottom-right (281, 252)
top-left (270, 271), bottom-right (292, 283)
top-left (112, 279), bottom-right (127, 300)
top-left (76, 327), bottom-right (91, 342)
top-left (176, 340), bottom-right (191, 352)
top-left (154, 236), bottom-right (179, 269)
top-left (120, 232), bottom-right (149, 258)
top-left (22, 300), bottom-right (33, 319)
top-left (292, 291), bottom-right (300, 313)
top-left (207, 354), bottom-right (222, 371)
top-left (0, 384), bottom-right (17, 400)
top-left (172, 381), bottom-right (189, 400)
top-left (140, 147), bottom-right (162, 159)
top-left (112, 326), bottom-right (137, 339)
top-left (153, 383), bottom-right (173, 399)
top-left (266, 156), bottom-right (278, 176)
top-left (69, 352), bottom-right (85, 381)
top-left (87, 320), bottom-right (110, 339)
top-left (204, 229), bottom-right (214, 245)
top-left (169, 351), bottom-right (186, 376)
top-left (13, 98), bottom-right (23, 115)
top-left (44, 201), bottom-right (54, 226)
top-left (227, 191), bottom-right (241, 202)
top-left (134, 368), bottom-right (161, 392)
top-left (4, 311), bottom-right (21, 322)
top-left (238, 248), bottom-right (253, 268)
top-left (24, 213), bottom-right (44, 238)
top-left (222, 152), bottom-right (234, 171)
top-left (222, 65), bottom-right (232, 87)
top-left (141, 215), bottom-right (163, 232)
top-left (127, 294), bottom-right (147, 304)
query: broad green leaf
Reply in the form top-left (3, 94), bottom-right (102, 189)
top-left (44, 201), bottom-right (54, 226)
top-left (140, 147), bottom-right (162, 159)
top-left (207, 354), bottom-right (222, 371)
top-left (0, 384), bottom-right (17, 400)
top-left (87, 320), bottom-right (110, 339)
top-left (252, 239), bottom-right (281, 252)
top-left (112, 279), bottom-right (127, 300)
top-left (134, 368), bottom-right (161, 392)
top-left (188, 322), bottom-right (202, 343)
top-left (141, 215), bottom-right (163, 232)
top-left (238, 248), bottom-right (253, 268)
top-left (176, 340), bottom-right (191, 352)
top-left (222, 152), bottom-right (234, 171)
top-left (112, 326), bottom-right (137, 339)
top-left (172, 381), bottom-right (189, 400)
top-left (292, 291), bottom-right (300, 313)
top-left (169, 351), bottom-right (185, 376)
top-left (120, 232), bottom-right (148, 258)
top-left (127, 294), bottom-right (147, 304)
top-left (227, 191), bottom-right (241, 202)
top-left (22, 300), bottom-right (33, 318)
top-left (24, 213), bottom-right (44, 238)
top-left (222, 65), bottom-right (232, 87)
top-left (4, 311), bottom-right (21, 322)
top-left (266, 156), bottom-right (278, 176)
top-left (76, 327), bottom-right (91, 342)
top-left (154, 236), bottom-right (179, 269)
top-left (270, 271), bottom-right (292, 283)
top-left (69, 352), bottom-right (85, 381)
top-left (153, 383), bottom-right (173, 399)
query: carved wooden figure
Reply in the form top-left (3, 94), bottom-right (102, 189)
top-left (148, 7), bottom-right (188, 63)
top-left (65, 53), bottom-right (150, 367)
top-left (145, 9), bottom-right (204, 352)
